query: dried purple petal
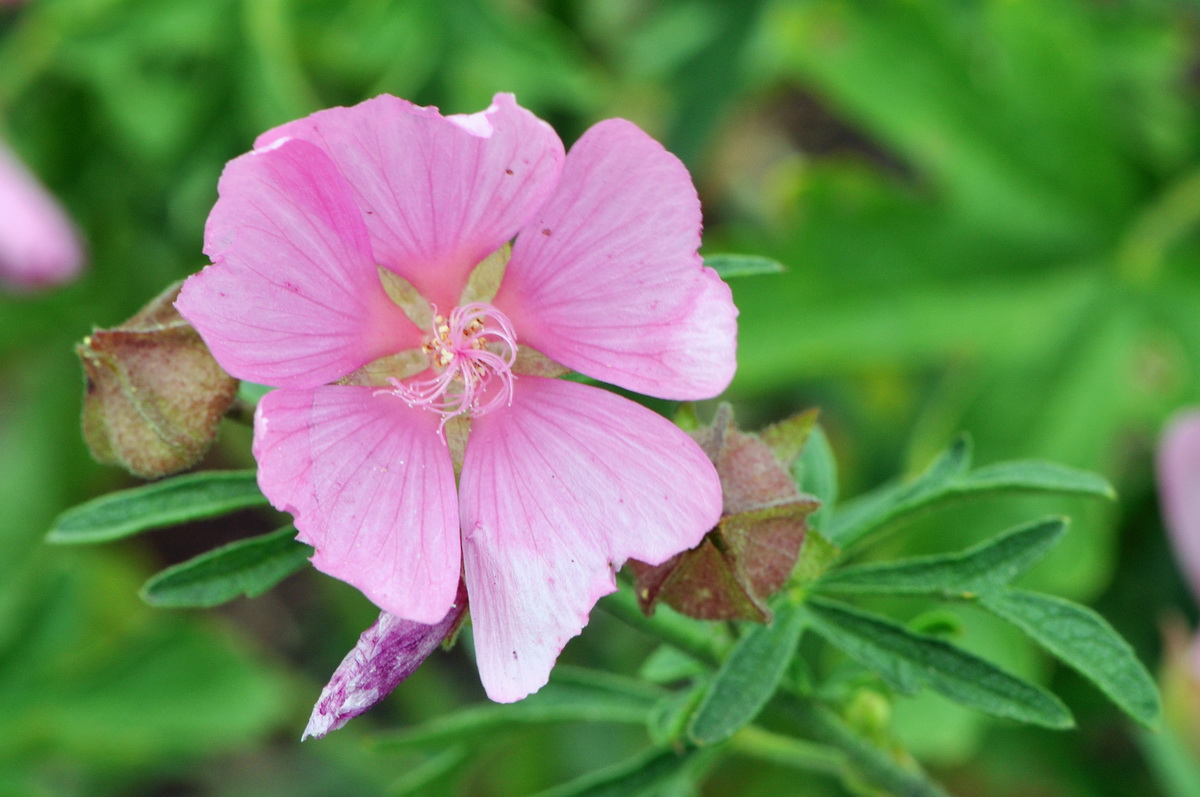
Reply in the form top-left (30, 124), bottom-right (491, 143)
top-left (304, 584), bottom-right (468, 739)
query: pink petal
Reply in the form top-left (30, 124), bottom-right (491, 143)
top-left (176, 137), bottom-right (420, 389)
top-left (459, 377), bottom-right (722, 701)
top-left (256, 93), bottom-right (565, 311)
top-left (1159, 410), bottom-right (1200, 604)
top-left (0, 140), bottom-right (84, 292)
top-left (254, 385), bottom-right (460, 624)
top-left (493, 119), bottom-right (737, 400)
top-left (304, 583), bottom-right (467, 740)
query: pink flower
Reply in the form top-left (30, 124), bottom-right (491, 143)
top-left (1161, 411), bottom-right (1200, 650)
top-left (0, 139), bottom-right (83, 291)
top-left (176, 94), bottom-right (737, 702)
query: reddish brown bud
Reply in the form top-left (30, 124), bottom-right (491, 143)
top-left (78, 281), bottom-right (238, 478)
top-left (629, 405), bottom-right (820, 622)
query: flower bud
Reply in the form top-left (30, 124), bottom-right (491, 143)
top-left (78, 281), bottom-right (239, 478)
top-left (630, 405), bottom-right (820, 622)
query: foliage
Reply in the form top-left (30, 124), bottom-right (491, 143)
top-left (3, 0), bottom-right (1199, 794)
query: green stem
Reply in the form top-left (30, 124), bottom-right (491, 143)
top-left (1117, 166), bottom-right (1200, 286)
top-left (598, 587), bottom-right (724, 666)
top-left (780, 695), bottom-right (955, 797)
top-left (727, 724), bottom-right (845, 775)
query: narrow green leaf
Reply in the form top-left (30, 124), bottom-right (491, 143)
top-left (639, 645), bottom-right (706, 684)
top-left (530, 746), bottom-right (692, 797)
top-left (829, 437), bottom-right (1114, 548)
top-left (804, 598), bottom-right (1073, 729)
top-left (140, 526), bottom-right (310, 608)
top-left (828, 436), bottom-right (971, 546)
top-left (48, 470), bottom-right (267, 544)
top-left (796, 425), bottom-right (837, 533)
top-left (703, 253), bottom-right (786, 279)
top-left (979, 589), bottom-right (1161, 727)
top-left (388, 745), bottom-right (470, 797)
top-left (815, 517), bottom-right (1067, 598)
top-left (688, 601), bottom-right (806, 745)
top-left (372, 673), bottom-right (662, 751)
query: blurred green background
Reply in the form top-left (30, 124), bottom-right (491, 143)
top-left (2, 0), bottom-right (1199, 794)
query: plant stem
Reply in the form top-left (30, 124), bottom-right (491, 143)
top-left (780, 695), bottom-right (955, 797)
top-left (727, 724), bottom-right (845, 775)
top-left (1117, 166), bottom-right (1200, 286)
top-left (598, 587), bottom-right (723, 666)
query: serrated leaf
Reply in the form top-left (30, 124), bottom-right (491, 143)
top-left (815, 517), bottom-right (1067, 597)
top-left (530, 746), bottom-right (692, 797)
top-left (804, 597), bottom-right (1073, 729)
top-left (140, 526), bottom-right (310, 608)
top-left (703, 253), bottom-right (786, 279)
top-left (48, 470), bottom-right (267, 544)
top-left (688, 601), bottom-right (806, 746)
top-left (979, 589), bottom-right (1161, 727)
top-left (372, 669), bottom-right (663, 751)
top-left (829, 437), bottom-right (1114, 547)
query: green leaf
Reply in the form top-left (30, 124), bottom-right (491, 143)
top-left (795, 425), bottom-right (838, 533)
top-left (828, 436), bottom-right (970, 546)
top-left (639, 645), bottom-right (706, 684)
top-left (703, 253), bottom-right (785, 279)
top-left (372, 668), bottom-right (663, 751)
top-left (815, 517), bottom-right (1067, 598)
top-left (959, 461), bottom-right (1116, 498)
top-left (979, 589), bottom-right (1160, 727)
top-left (688, 601), bottom-right (806, 745)
top-left (530, 746), bottom-right (693, 797)
top-left (828, 437), bottom-right (1114, 547)
top-left (140, 526), bottom-right (310, 608)
top-left (804, 597), bottom-right (1073, 729)
top-left (48, 470), bottom-right (267, 544)
top-left (389, 746), bottom-right (471, 797)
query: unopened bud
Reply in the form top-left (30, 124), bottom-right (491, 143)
top-left (630, 405), bottom-right (820, 622)
top-left (78, 281), bottom-right (238, 478)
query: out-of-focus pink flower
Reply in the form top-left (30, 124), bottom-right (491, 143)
top-left (177, 93), bottom-right (737, 704)
top-left (1159, 411), bottom-right (1200, 606)
top-left (0, 139), bottom-right (83, 291)
top-left (1159, 411), bottom-right (1200, 675)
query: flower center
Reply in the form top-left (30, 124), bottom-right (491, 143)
top-left (381, 302), bottom-right (517, 426)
